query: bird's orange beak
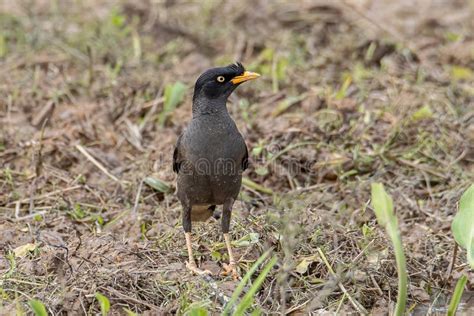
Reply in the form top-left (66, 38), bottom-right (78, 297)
top-left (231, 71), bottom-right (261, 85)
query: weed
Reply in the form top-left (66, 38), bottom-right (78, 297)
top-left (371, 183), bottom-right (407, 316)
top-left (95, 292), bottom-right (110, 316)
top-left (28, 299), bottom-right (47, 316)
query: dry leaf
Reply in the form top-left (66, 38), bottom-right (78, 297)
top-left (13, 243), bottom-right (36, 258)
top-left (295, 255), bottom-right (318, 274)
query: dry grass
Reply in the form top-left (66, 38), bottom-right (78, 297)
top-left (1, 0), bottom-right (473, 314)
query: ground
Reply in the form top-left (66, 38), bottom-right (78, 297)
top-left (1, 0), bottom-right (474, 315)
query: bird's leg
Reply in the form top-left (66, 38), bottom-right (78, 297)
top-left (221, 198), bottom-right (239, 279)
top-left (183, 204), bottom-right (211, 275)
top-left (224, 233), bottom-right (236, 264)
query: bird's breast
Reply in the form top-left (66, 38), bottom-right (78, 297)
top-left (181, 116), bottom-right (245, 180)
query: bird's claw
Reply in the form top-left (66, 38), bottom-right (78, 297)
top-left (186, 261), bottom-right (212, 276)
top-left (221, 262), bottom-right (240, 280)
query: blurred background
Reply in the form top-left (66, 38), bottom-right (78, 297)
top-left (1, 0), bottom-right (473, 314)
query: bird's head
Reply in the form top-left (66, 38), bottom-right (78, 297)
top-left (193, 62), bottom-right (260, 102)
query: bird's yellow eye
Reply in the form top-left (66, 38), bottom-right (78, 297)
top-left (216, 76), bottom-right (225, 83)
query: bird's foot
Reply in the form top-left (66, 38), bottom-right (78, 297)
top-left (186, 261), bottom-right (212, 276)
top-left (221, 262), bottom-right (240, 280)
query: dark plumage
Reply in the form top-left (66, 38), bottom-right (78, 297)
top-left (173, 62), bottom-right (260, 277)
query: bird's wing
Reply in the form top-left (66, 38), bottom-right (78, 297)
top-left (173, 134), bottom-right (183, 173)
top-left (242, 142), bottom-right (249, 171)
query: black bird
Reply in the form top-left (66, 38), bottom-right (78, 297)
top-left (173, 62), bottom-right (260, 277)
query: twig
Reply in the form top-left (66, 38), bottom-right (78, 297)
top-left (14, 201), bottom-right (47, 221)
top-left (445, 242), bottom-right (458, 283)
top-left (2, 279), bottom-right (44, 287)
top-left (286, 299), bottom-right (311, 314)
top-left (86, 45), bottom-right (94, 93)
top-left (348, 239), bottom-right (375, 268)
top-left (75, 144), bottom-right (124, 184)
top-left (132, 179), bottom-right (144, 216)
top-left (139, 94), bottom-right (164, 132)
top-left (28, 178), bottom-right (39, 215)
top-left (288, 183), bottom-right (326, 194)
top-left (103, 286), bottom-right (159, 311)
top-left (31, 100), bottom-right (55, 127)
top-left (317, 248), bottom-right (368, 315)
top-left (1, 288), bottom-right (33, 301)
top-left (449, 148), bottom-right (467, 166)
top-left (397, 158), bottom-right (448, 179)
top-left (29, 118), bottom-right (49, 214)
top-left (335, 293), bottom-right (347, 314)
top-left (370, 275), bottom-right (384, 296)
top-left (11, 185), bottom-right (82, 205)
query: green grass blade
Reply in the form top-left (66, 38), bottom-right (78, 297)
top-left (144, 176), bottom-right (171, 193)
top-left (187, 306), bottom-right (208, 316)
top-left (451, 184), bottom-right (474, 268)
top-left (223, 249), bottom-right (272, 315)
top-left (335, 75), bottom-right (352, 100)
top-left (234, 255), bottom-right (278, 314)
top-left (242, 177), bottom-right (273, 195)
top-left (371, 182), bottom-right (393, 226)
top-left (158, 81), bottom-right (186, 127)
top-left (28, 299), bottom-right (48, 316)
top-left (390, 225), bottom-right (407, 316)
top-left (123, 308), bottom-right (138, 316)
top-left (95, 292), bottom-right (111, 316)
top-left (447, 275), bottom-right (467, 316)
top-left (371, 183), bottom-right (407, 316)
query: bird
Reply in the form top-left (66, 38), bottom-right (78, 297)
top-left (173, 62), bottom-right (260, 278)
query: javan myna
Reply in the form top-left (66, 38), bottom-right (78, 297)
top-left (173, 62), bottom-right (260, 277)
